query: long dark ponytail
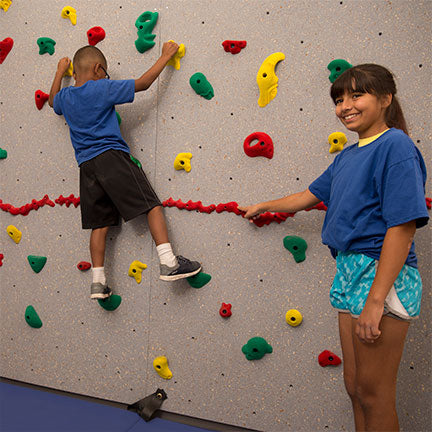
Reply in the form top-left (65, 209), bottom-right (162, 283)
top-left (330, 64), bottom-right (408, 135)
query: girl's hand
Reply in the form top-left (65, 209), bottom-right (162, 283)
top-left (355, 299), bottom-right (384, 343)
top-left (57, 57), bottom-right (71, 74)
top-left (161, 41), bottom-right (179, 59)
top-left (238, 204), bottom-right (263, 222)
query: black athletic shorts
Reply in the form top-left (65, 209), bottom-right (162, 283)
top-left (79, 149), bottom-right (161, 229)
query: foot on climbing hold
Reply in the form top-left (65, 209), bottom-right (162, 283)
top-left (0, 37), bottom-right (13, 64)
top-left (87, 26), bottom-right (105, 46)
top-left (0, 0), bottom-right (12, 12)
top-left (167, 40), bottom-right (185, 70)
top-left (222, 40), bottom-right (247, 54)
top-left (318, 350), bottom-right (342, 367)
top-left (187, 272), bottom-right (211, 288)
top-left (35, 90), bottom-right (49, 110)
top-left (37, 37), bottom-right (56, 55)
top-left (134, 11), bottom-right (158, 53)
top-left (174, 153), bottom-right (193, 172)
top-left (283, 235), bottom-right (307, 263)
top-left (25, 305), bottom-right (42, 328)
top-left (61, 6), bottom-right (77, 25)
top-left (128, 260), bottom-right (147, 284)
top-left (77, 261), bottom-right (91, 271)
top-left (242, 337), bottom-right (273, 360)
top-left (7, 225), bottom-right (22, 244)
top-left (98, 294), bottom-right (122, 311)
top-left (257, 52), bottom-right (285, 107)
top-left (285, 309), bottom-right (303, 327)
top-left (189, 73), bottom-right (214, 100)
top-left (0, 148), bottom-right (7, 159)
top-left (153, 356), bottom-right (172, 379)
top-left (327, 59), bottom-right (352, 83)
top-left (219, 302), bottom-right (232, 318)
top-left (27, 255), bottom-right (47, 273)
top-left (130, 154), bottom-right (142, 169)
top-left (63, 61), bottom-right (73, 77)
top-left (243, 132), bottom-right (274, 159)
top-left (328, 132), bottom-right (347, 153)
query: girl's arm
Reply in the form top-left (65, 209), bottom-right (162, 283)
top-left (48, 57), bottom-right (71, 107)
top-left (239, 188), bottom-right (321, 221)
top-left (356, 220), bottom-right (416, 343)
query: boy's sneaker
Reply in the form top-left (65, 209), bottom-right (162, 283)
top-left (90, 283), bottom-right (112, 299)
top-left (160, 255), bottom-right (202, 281)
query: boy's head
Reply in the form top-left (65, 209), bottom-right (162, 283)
top-left (72, 45), bottom-right (108, 82)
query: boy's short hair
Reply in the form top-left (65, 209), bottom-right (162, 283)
top-left (73, 45), bottom-right (107, 73)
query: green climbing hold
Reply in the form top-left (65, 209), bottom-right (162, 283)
top-left (25, 305), bottom-right (42, 328)
top-left (134, 11), bottom-right (158, 53)
top-left (98, 294), bottom-right (122, 311)
top-left (283, 235), bottom-right (308, 263)
top-left (27, 255), bottom-right (47, 273)
top-left (189, 72), bottom-right (214, 100)
top-left (116, 111), bottom-right (122, 125)
top-left (0, 148), bottom-right (7, 159)
top-left (242, 337), bottom-right (273, 360)
top-left (327, 59), bottom-right (352, 83)
top-left (130, 154), bottom-right (142, 169)
top-left (37, 37), bottom-right (56, 55)
top-left (187, 272), bottom-right (211, 288)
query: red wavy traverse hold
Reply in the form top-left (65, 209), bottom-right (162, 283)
top-left (0, 195), bottom-right (55, 216)
top-left (0, 253), bottom-right (4, 267)
top-left (163, 197), bottom-right (216, 214)
top-left (55, 194), bottom-right (80, 207)
top-left (426, 197), bottom-right (431, 209)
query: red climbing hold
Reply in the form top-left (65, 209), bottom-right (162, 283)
top-left (35, 90), bottom-right (49, 110)
top-left (318, 350), bottom-right (342, 367)
top-left (162, 198), bottom-right (216, 214)
top-left (243, 132), bottom-right (274, 159)
top-left (219, 302), bottom-right (232, 318)
top-left (77, 261), bottom-right (91, 271)
top-left (87, 26), bottom-right (106, 46)
top-left (0, 37), bottom-right (13, 64)
top-left (252, 211), bottom-right (295, 227)
top-left (0, 253), bottom-right (4, 267)
top-left (55, 194), bottom-right (80, 208)
top-left (222, 40), bottom-right (247, 54)
top-left (215, 202), bottom-right (244, 215)
top-left (426, 197), bottom-right (431, 209)
top-left (305, 202), bottom-right (328, 212)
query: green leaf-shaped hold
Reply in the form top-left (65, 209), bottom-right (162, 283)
top-left (130, 154), bottom-right (142, 169)
top-left (116, 111), bottom-right (122, 125)
top-left (37, 37), bottom-right (56, 55)
top-left (242, 337), bottom-right (273, 360)
top-left (0, 148), bottom-right (7, 159)
top-left (134, 11), bottom-right (158, 53)
top-left (327, 59), bottom-right (352, 83)
top-left (187, 272), bottom-right (211, 288)
top-left (283, 236), bottom-right (307, 263)
top-left (25, 305), bottom-right (42, 328)
top-left (98, 294), bottom-right (122, 311)
top-left (189, 72), bottom-right (214, 100)
top-left (27, 255), bottom-right (47, 273)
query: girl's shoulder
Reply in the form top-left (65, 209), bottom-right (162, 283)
top-left (378, 128), bottom-right (419, 165)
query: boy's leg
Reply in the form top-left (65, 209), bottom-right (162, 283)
top-left (352, 315), bottom-right (410, 431)
top-left (147, 206), bottom-right (169, 246)
top-left (338, 312), bottom-right (365, 431)
top-left (89, 227), bottom-right (112, 299)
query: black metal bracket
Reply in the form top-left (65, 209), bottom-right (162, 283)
top-left (127, 388), bottom-right (168, 422)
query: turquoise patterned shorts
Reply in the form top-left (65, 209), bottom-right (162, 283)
top-left (330, 251), bottom-right (422, 320)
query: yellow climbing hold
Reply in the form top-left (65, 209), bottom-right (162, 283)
top-left (128, 260), bottom-right (147, 284)
top-left (257, 52), bottom-right (285, 107)
top-left (153, 356), bottom-right (172, 379)
top-left (63, 61), bottom-right (73, 77)
top-left (0, 0), bottom-right (12, 12)
top-left (174, 152), bottom-right (193, 172)
top-left (6, 225), bottom-right (22, 244)
top-left (285, 309), bottom-right (303, 327)
top-left (61, 6), bottom-right (77, 25)
top-left (167, 40), bottom-right (185, 70)
top-left (328, 132), bottom-right (347, 153)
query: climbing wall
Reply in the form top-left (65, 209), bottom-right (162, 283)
top-left (1, 1), bottom-right (431, 431)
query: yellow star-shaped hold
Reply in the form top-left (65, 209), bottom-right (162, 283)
top-left (0, 0), bottom-right (12, 12)
top-left (61, 6), bottom-right (77, 25)
top-left (63, 61), bottom-right (73, 77)
top-left (174, 152), bottom-right (193, 172)
top-left (167, 40), bottom-right (186, 70)
top-left (328, 132), bottom-right (347, 153)
top-left (128, 260), bottom-right (147, 284)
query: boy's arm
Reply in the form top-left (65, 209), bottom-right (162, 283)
top-left (135, 41), bottom-right (178, 92)
top-left (48, 57), bottom-right (71, 107)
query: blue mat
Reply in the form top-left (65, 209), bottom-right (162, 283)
top-left (0, 382), bottom-right (214, 432)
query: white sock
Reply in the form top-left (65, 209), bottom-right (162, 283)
top-left (156, 243), bottom-right (178, 267)
top-left (92, 267), bottom-right (106, 285)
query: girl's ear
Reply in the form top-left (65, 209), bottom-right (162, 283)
top-left (381, 93), bottom-right (392, 108)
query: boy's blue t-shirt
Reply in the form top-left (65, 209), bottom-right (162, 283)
top-left (53, 79), bottom-right (135, 165)
top-left (309, 128), bottom-right (429, 267)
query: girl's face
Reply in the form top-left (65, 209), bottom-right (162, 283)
top-left (334, 91), bottom-right (391, 139)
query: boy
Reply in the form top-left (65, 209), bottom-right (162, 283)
top-left (48, 42), bottom-right (201, 299)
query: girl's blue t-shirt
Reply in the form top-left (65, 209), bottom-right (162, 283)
top-left (309, 128), bottom-right (429, 267)
top-left (53, 79), bottom-right (135, 165)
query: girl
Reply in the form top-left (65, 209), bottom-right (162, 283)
top-left (239, 64), bottom-right (429, 431)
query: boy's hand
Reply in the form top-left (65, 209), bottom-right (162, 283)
top-left (161, 41), bottom-right (179, 59)
top-left (57, 57), bottom-right (71, 75)
top-left (238, 204), bottom-right (263, 222)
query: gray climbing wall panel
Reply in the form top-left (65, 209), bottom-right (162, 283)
top-left (1, 1), bottom-right (431, 431)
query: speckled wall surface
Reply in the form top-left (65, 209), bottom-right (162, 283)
top-left (1, 1), bottom-right (430, 431)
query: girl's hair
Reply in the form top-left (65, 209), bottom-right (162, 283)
top-left (330, 64), bottom-right (408, 135)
